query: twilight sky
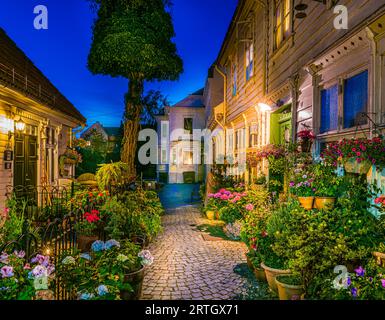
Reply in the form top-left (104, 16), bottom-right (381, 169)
top-left (0, 0), bottom-right (238, 127)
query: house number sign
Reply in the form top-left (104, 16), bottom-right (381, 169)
top-left (4, 150), bottom-right (13, 161)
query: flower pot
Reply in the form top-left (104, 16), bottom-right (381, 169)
top-left (254, 266), bottom-right (267, 282)
top-left (246, 256), bottom-right (254, 270)
top-left (131, 235), bottom-right (147, 249)
top-left (300, 140), bottom-right (312, 153)
top-left (298, 197), bottom-right (314, 210)
top-left (77, 234), bottom-right (98, 253)
top-left (275, 275), bottom-right (304, 300)
top-left (120, 267), bottom-right (145, 300)
top-left (314, 197), bottom-right (336, 210)
top-left (344, 159), bottom-right (372, 175)
top-left (64, 158), bottom-right (77, 165)
top-left (373, 251), bottom-right (385, 267)
top-left (206, 210), bottom-right (215, 220)
top-left (261, 262), bottom-right (291, 293)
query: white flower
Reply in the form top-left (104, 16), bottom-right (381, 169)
top-left (62, 256), bottom-right (76, 265)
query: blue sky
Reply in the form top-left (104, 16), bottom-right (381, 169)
top-left (0, 0), bottom-right (237, 127)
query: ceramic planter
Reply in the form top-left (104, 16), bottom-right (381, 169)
top-left (206, 210), bottom-right (215, 220)
top-left (344, 159), bottom-right (372, 175)
top-left (246, 255), bottom-right (254, 270)
top-left (275, 275), bottom-right (304, 300)
top-left (261, 262), bottom-right (291, 293)
top-left (298, 197), bottom-right (314, 210)
top-left (254, 266), bottom-right (267, 282)
top-left (77, 234), bottom-right (98, 253)
top-left (314, 197), bottom-right (336, 210)
top-left (120, 267), bottom-right (145, 300)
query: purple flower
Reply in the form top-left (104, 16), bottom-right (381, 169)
top-left (14, 250), bottom-right (25, 259)
top-left (346, 277), bottom-right (351, 286)
top-left (0, 253), bottom-right (9, 264)
top-left (31, 254), bottom-right (49, 267)
top-left (1, 266), bottom-right (14, 278)
top-left (381, 279), bottom-right (385, 288)
top-left (32, 265), bottom-right (47, 278)
top-left (245, 204), bottom-right (254, 211)
top-left (289, 181), bottom-right (295, 187)
top-left (354, 266), bottom-right (365, 277)
top-left (351, 287), bottom-right (358, 297)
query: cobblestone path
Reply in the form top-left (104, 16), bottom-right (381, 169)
top-left (141, 205), bottom-right (247, 300)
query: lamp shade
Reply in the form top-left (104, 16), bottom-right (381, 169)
top-left (15, 117), bottom-right (26, 132)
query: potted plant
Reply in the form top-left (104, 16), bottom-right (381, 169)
top-left (297, 129), bottom-right (316, 153)
top-left (261, 250), bottom-right (290, 293)
top-left (75, 210), bottom-right (101, 252)
top-left (289, 169), bottom-right (315, 210)
top-left (56, 240), bottom-right (154, 300)
top-left (275, 274), bottom-right (304, 300)
top-left (312, 163), bottom-right (342, 210)
top-left (246, 250), bottom-right (266, 282)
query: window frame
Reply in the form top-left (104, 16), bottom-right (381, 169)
top-left (232, 60), bottom-right (237, 97)
top-left (318, 68), bottom-right (369, 136)
top-left (183, 117), bottom-right (193, 135)
top-left (273, 0), bottom-right (292, 51)
top-left (245, 42), bottom-right (254, 82)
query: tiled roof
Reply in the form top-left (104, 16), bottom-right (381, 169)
top-left (173, 88), bottom-right (205, 108)
top-left (0, 28), bottom-right (86, 124)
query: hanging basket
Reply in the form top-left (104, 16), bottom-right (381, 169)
top-left (344, 159), bottom-right (372, 175)
top-left (300, 140), bottom-right (313, 153)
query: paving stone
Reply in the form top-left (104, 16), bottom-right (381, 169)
top-left (141, 205), bottom-right (247, 300)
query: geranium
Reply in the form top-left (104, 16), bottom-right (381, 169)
top-left (84, 210), bottom-right (100, 223)
top-left (245, 204), bottom-right (254, 211)
top-left (255, 144), bottom-right (286, 160)
top-left (298, 129), bottom-right (316, 141)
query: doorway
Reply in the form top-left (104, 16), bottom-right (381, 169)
top-left (14, 132), bottom-right (38, 188)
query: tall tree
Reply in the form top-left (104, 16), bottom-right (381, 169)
top-left (88, 0), bottom-right (183, 175)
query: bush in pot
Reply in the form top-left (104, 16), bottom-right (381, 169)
top-left (289, 166), bottom-right (315, 210)
top-left (75, 210), bottom-right (101, 252)
top-left (56, 240), bottom-right (154, 300)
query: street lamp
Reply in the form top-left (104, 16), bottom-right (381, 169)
top-left (15, 117), bottom-right (26, 132)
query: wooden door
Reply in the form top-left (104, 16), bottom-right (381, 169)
top-left (14, 133), bottom-right (37, 188)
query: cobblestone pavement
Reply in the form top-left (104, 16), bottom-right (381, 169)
top-left (141, 205), bottom-right (248, 300)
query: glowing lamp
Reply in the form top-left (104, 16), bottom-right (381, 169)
top-left (258, 103), bottom-right (272, 113)
top-left (15, 117), bottom-right (26, 132)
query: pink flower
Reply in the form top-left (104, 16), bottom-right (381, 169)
top-left (245, 204), bottom-right (254, 211)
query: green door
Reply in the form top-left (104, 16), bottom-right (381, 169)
top-left (279, 119), bottom-right (292, 145)
top-left (14, 133), bottom-right (38, 188)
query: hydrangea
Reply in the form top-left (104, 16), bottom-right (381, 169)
top-left (104, 240), bottom-right (120, 250)
top-left (14, 250), bottom-right (25, 259)
top-left (91, 241), bottom-right (105, 252)
top-left (32, 265), bottom-right (48, 278)
top-left (0, 266), bottom-right (14, 278)
top-left (0, 253), bottom-right (9, 264)
top-left (224, 221), bottom-right (242, 240)
top-left (80, 253), bottom-right (92, 261)
top-left (79, 292), bottom-right (95, 300)
top-left (138, 250), bottom-right (154, 267)
top-left (97, 285), bottom-right (109, 296)
top-left (62, 256), bottom-right (76, 265)
top-left (31, 254), bottom-right (50, 267)
top-left (117, 254), bottom-right (129, 262)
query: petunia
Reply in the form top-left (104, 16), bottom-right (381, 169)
top-left (381, 279), bottom-right (385, 288)
top-left (0, 253), bottom-right (9, 264)
top-left (351, 287), bottom-right (358, 298)
top-left (354, 266), bottom-right (365, 277)
top-left (0, 266), bottom-right (14, 278)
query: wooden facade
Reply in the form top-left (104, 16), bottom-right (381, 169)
top-left (205, 0), bottom-right (385, 190)
top-left (0, 28), bottom-right (85, 210)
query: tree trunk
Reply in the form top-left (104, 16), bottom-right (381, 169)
top-left (121, 78), bottom-right (144, 176)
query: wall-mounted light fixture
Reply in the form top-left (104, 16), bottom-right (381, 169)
top-left (294, 0), bottom-right (340, 20)
top-left (14, 117), bottom-right (26, 132)
top-left (258, 103), bottom-right (272, 113)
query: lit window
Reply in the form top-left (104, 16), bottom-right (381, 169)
top-left (245, 43), bottom-right (254, 81)
top-left (249, 123), bottom-right (258, 147)
top-left (274, 0), bottom-right (291, 50)
top-left (183, 151), bottom-right (193, 165)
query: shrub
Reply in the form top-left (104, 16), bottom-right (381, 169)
top-left (96, 162), bottom-right (131, 191)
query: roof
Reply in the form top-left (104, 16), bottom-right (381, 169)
top-left (0, 28), bottom-right (86, 124)
top-left (103, 127), bottom-right (120, 137)
top-left (172, 88), bottom-right (205, 108)
top-left (81, 122), bottom-right (120, 139)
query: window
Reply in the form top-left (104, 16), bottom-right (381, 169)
top-left (161, 148), bottom-right (167, 164)
top-left (184, 118), bottom-right (193, 134)
top-left (320, 70), bottom-right (368, 134)
top-left (45, 127), bottom-right (56, 183)
top-left (183, 151), bottom-right (193, 165)
top-left (245, 43), bottom-right (254, 81)
top-left (232, 62), bottom-right (237, 96)
top-left (249, 123), bottom-right (258, 147)
top-left (161, 121), bottom-right (168, 139)
top-left (320, 85), bottom-right (339, 134)
top-left (274, 0), bottom-right (291, 50)
top-left (343, 70), bottom-right (368, 128)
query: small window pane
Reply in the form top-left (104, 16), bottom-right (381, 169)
top-left (184, 118), bottom-right (193, 134)
top-left (320, 85), bottom-right (339, 133)
top-left (343, 70), bottom-right (368, 129)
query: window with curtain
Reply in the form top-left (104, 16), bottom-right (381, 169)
top-left (249, 123), bottom-right (258, 147)
top-left (343, 70), bottom-right (368, 129)
top-left (245, 43), bottom-right (254, 81)
top-left (320, 85), bottom-right (339, 134)
top-left (274, 0), bottom-right (291, 50)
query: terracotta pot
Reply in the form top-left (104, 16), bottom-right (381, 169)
top-left (254, 266), bottom-right (267, 282)
top-left (131, 235), bottom-right (146, 249)
top-left (298, 197), bottom-right (314, 210)
top-left (344, 159), bottom-right (372, 175)
top-left (261, 262), bottom-right (291, 293)
top-left (275, 275), bottom-right (304, 300)
top-left (77, 234), bottom-right (98, 253)
top-left (373, 251), bottom-right (385, 267)
top-left (246, 256), bottom-right (254, 270)
top-left (206, 211), bottom-right (215, 220)
top-left (120, 267), bottom-right (145, 300)
top-left (314, 197), bottom-right (336, 210)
